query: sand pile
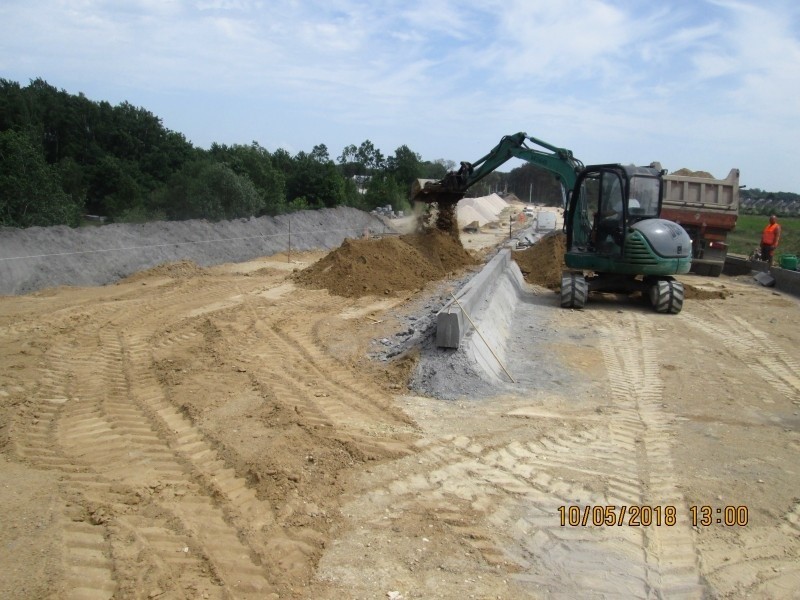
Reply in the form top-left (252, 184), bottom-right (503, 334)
top-left (121, 260), bottom-right (206, 282)
top-left (670, 168), bottom-right (716, 178)
top-left (293, 230), bottom-right (478, 297)
top-left (512, 231), bottom-right (567, 289)
top-left (456, 194), bottom-right (508, 227)
top-left (682, 284), bottom-right (731, 300)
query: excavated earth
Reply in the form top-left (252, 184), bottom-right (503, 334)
top-left (1, 210), bottom-right (799, 599)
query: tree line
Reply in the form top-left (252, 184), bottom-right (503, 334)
top-left (1, 78), bottom-right (468, 228)
top-left (7, 79), bottom-right (797, 230)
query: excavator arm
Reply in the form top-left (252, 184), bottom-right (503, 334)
top-left (411, 132), bottom-right (585, 206)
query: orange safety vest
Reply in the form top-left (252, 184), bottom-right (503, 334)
top-left (761, 223), bottom-right (780, 246)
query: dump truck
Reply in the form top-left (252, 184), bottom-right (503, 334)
top-left (660, 168), bottom-right (740, 277)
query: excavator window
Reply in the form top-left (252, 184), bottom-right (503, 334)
top-left (628, 176), bottom-right (660, 219)
top-left (570, 172), bottom-right (600, 249)
top-left (594, 172), bottom-right (625, 253)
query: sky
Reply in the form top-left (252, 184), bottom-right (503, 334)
top-left (2, 0), bottom-right (800, 193)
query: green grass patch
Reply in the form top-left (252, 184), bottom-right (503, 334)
top-left (727, 214), bottom-right (800, 258)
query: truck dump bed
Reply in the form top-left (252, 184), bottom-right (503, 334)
top-left (660, 168), bottom-right (740, 276)
top-left (662, 168), bottom-right (740, 219)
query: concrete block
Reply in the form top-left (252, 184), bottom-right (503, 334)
top-left (754, 271), bottom-right (775, 287)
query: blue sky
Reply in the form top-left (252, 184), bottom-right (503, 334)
top-left (2, 0), bottom-right (800, 192)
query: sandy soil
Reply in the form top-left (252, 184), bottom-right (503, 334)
top-left (1, 222), bottom-right (799, 598)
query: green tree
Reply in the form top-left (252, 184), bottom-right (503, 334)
top-left (364, 172), bottom-right (403, 211)
top-left (89, 155), bottom-right (146, 219)
top-left (506, 162), bottom-right (563, 205)
top-left (0, 130), bottom-right (83, 227)
top-left (357, 139), bottom-right (385, 171)
top-left (387, 144), bottom-right (422, 188)
top-left (208, 142), bottom-right (286, 215)
top-left (287, 152), bottom-right (347, 208)
top-left (337, 143), bottom-right (365, 177)
top-left (0, 78), bottom-right (195, 223)
top-left (156, 160), bottom-right (263, 221)
top-left (416, 158), bottom-right (451, 180)
top-left (310, 143), bottom-right (330, 163)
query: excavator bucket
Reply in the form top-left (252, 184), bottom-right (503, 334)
top-left (409, 178), bottom-right (466, 238)
top-left (410, 178), bottom-right (437, 203)
top-left (411, 179), bottom-right (466, 205)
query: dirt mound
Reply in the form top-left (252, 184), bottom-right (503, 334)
top-left (670, 168), bottom-right (716, 178)
top-left (682, 283), bottom-right (731, 300)
top-left (293, 230), bottom-right (478, 297)
top-left (512, 232), bottom-right (567, 289)
top-left (120, 260), bottom-right (205, 282)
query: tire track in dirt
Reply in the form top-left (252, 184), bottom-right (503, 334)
top-left (9, 283), bottom-right (280, 597)
top-left (60, 515), bottom-right (117, 600)
top-left (669, 302), bottom-right (800, 595)
top-left (599, 314), bottom-right (704, 598)
top-left (330, 422), bottom-right (656, 597)
top-left (700, 526), bottom-right (800, 597)
top-left (674, 307), bottom-right (800, 596)
top-left (13, 395), bottom-right (118, 599)
top-left (11, 325), bottom-right (123, 599)
top-left (122, 327), bottom-right (327, 585)
top-left (319, 307), bottom-right (704, 598)
top-left (681, 306), bottom-right (800, 402)
top-left (233, 287), bottom-right (417, 457)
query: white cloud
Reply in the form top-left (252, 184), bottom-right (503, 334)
top-left (1, 0), bottom-right (800, 189)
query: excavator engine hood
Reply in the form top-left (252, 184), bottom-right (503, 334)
top-left (631, 219), bottom-right (692, 259)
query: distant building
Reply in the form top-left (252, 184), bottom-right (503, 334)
top-left (351, 175), bottom-right (371, 194)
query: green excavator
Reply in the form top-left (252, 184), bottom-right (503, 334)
top-left (411, 132), bottom-right (692, 314)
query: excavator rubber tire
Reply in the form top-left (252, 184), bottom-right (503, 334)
top-left (560, 272), bottom-right (588, 309)
top-left (650, 280), bottom-right (684, 314)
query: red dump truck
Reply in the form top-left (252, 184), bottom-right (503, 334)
top-left (660, 168), bottom-right (740, 277)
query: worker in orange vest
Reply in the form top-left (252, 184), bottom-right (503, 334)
top-left (760, 214), bottom-right (781, 265)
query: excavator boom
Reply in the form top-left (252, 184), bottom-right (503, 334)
top-left (411, 132), bottom-right (585, 206)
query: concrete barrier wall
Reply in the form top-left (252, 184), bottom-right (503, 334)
top-left (770, 265), bottom-right (800, 297)
top-left (435, 247), bottom-right (528, 382)
top-left (463, 258), bottom-right (527, 383)
top-left (436, 249), bottom-right (512, 348)
top-left (724, 255), bottom-right (800, 297)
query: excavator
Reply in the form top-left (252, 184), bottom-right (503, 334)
top-left (411, 132), bottom-right (692, 314)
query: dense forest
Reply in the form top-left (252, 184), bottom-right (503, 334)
top-left (1, 79), bottom-right (476, 228)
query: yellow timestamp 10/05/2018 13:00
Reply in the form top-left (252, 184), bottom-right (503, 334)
top-left (557, 505), bottom-right (749, 527)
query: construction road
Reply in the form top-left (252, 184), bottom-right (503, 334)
top-left (1, 236), bottom-right (799, 599)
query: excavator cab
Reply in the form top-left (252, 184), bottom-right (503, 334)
top-left (567, 164), bottom-right (662, 256)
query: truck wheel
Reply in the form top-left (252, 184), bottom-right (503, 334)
top-left (560, 273), bottom-right (588, 309)
top-left (650, 280), bottom-right (684, 314)
top-left (707, 264), bottom-right (723, 277)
